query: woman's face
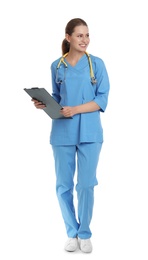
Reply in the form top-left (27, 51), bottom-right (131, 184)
top-left (66, 25), bottom-right (90, 53)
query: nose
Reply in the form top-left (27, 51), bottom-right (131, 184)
top-left (81, 36), bottom-right (89, 43)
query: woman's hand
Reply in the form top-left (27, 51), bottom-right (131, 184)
top-left (31, 98), bottom-right (46, 109)
top-left (60, 101), bottom-right (100, 117)
top-left (60, 106), bottom-right (76, 117)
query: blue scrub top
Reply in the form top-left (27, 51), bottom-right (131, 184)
top-left (49, 53), bottom-right (110, 145)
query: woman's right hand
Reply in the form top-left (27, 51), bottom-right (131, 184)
top-left (31, 98), bottom-right (46, 109)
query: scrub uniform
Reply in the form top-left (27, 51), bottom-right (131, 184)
top-left (50, 53), bottom-right (110, 239)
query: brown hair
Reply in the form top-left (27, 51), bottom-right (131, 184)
top-left (61, 18), bottom-right (88, 55)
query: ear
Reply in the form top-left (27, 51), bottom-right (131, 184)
top-left (65, 34), bottom-right (70, 43)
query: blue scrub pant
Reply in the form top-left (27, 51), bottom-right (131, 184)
top-left (52, 142), bottom-right (102, 239)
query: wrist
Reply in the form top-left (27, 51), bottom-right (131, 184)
top-left (73, 106), bottom-right (79, 115)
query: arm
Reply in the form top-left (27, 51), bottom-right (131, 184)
top-left (61, 58), bottom-right (110, 118)
top-left (60, 101), bottom-right (100, 117)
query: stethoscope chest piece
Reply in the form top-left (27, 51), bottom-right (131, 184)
top-left (91, 77), bottom-right (97, 85)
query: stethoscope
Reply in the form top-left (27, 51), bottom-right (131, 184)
top-left (55, 52), bottom-right (97, 85)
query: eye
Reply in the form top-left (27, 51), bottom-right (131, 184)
top-left (77, 34), bottom-right (89, 38)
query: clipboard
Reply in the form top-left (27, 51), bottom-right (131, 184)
top-left (24, 87), bottom-right (73, 119)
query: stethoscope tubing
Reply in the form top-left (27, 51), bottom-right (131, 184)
top-left (56, 52), bottom-right (97, 85)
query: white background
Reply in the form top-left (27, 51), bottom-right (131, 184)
top-left (0, 0), bottom-right (148, 259)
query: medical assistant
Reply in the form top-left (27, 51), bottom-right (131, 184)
top-left (49, 53), bottom-right (110, 239)
top-left (50, 53), bottom-right (110, 145)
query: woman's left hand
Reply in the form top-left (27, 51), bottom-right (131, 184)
top-left (60, 106), bottom-right (76, 117)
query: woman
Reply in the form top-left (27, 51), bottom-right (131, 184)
top-left (32, 18), bottom-right (110, 253)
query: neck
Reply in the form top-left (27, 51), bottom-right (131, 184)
top-left (64, 51), bottom-right (87, 66)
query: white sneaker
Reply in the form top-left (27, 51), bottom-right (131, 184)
top-left (64, 238), bottom-right (78, 252)
top-left (79, 238), bottom-right (93, 253)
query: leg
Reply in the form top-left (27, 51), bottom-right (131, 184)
top-left (52, 145), bottom-right (79, 238)
top-left (76, 142), bottom-right (102, 239)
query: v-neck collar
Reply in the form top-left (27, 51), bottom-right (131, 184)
top-left (64, 53), bottom-right (87, 69)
